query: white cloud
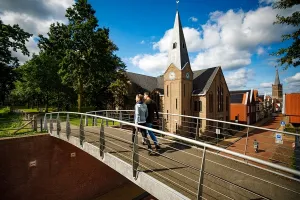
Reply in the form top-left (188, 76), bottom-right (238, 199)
top-left (285, 73), bottom-right (300, 83)
top-left (191, 45), bottom-right (251, 70)
top-left (260, 82), bottom-right (273, 88)
top-left (257, 47), bottom-right (265, 55)
top-left (140, 40), bottom-right (145, 44)
top-left (225, 68), bottom-right (254, 89)
top-left (130, 53), bottom-right (168, 74)
top-left (130, 4), bottom-right (299, 74)
top-left (259, 0), bottom-right (277, 5)
top-left (0, 0), bottom-right (74, 63)
top-left (189, 17), bottom-right (198, 22)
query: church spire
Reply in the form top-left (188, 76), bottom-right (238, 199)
top-left (167, 11), bottom-right (190, 70)
top-left (274, 69), bottom-right (280, 85)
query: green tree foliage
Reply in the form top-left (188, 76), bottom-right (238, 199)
top-left (108, 70), bottom-right (129, 109)
top-left (0, 19), bottom-right (32, 105)
top-left (272, 0), bottom-right (300, 69)
top-left (38, 0), bottom-right (125, 112)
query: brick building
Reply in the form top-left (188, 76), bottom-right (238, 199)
top-left (125, 11), bottom-right (230, 136)
top-left (272, 69), bottom-right (283, 102)
top-left (230, 89), bottom-right (256, 125)
top-left (283, 93), bottom-right (300, 124)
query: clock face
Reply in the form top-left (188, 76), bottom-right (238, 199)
top-left (169, 72), bottom-right (176, 80)
top-left (186, 72), bottom-right (190, 79)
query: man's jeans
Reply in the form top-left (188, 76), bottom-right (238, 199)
top-left (146, 123), bottom-right (159, 145)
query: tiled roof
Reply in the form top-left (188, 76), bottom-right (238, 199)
top-left (230, 93), bottom-right (244, 103)
top-left (126, 66), bottom-right (220, 95)
top-left (192, 67), bottom-right (219, 95)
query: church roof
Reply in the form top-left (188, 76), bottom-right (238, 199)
top-left (125, 66), bottom-right (220, 95)
top-left (274, 69), bottom-right (280, 85)
top-left (167, 11), bottom-right (190, 69)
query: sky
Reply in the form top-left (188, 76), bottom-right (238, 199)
top-left (1, 0), bottom-right (300, 95)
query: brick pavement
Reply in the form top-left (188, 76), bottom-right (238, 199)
top-left (224, 115), bottom-right (295, 167)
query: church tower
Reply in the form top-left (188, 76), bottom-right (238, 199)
top-left (163, 11), bottom-right (193, 135)
top-left (272, 69), bottom-right (283, 101)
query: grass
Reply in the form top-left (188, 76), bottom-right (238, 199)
top-left (0, 107), bottom-right (46, 138)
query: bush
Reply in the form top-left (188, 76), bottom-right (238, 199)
top-left (0, 107), bottom-right (10, 114)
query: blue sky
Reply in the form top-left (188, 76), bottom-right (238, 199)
top-left (1, 0), bottom-right (299, 94)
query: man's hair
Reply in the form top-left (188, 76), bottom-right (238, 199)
top-left (136, 94), bottom-right (144, 102)
top-left (144, 92), bottom-right (150, 96)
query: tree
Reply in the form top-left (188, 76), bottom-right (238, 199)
top-left (0, 19), bottom-right (32, 105)
top-left (272, 0), bottom-right (300, 69)
top-left (108, 70), bottom-right (129, 110)
top-left (61, 0), bottom-right (125, 112)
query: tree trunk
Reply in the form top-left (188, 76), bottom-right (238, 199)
top-left (78, 79), bottom-right (83, 112)
top-left (45, 93), bottom-right (49, 113)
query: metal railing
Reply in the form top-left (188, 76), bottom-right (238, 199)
top-left (44, 111), bottom-right (300, 200)
top-left (86, 110), bottom-right (300, 171)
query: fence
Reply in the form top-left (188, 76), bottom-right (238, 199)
top-left (44, 111), bottom-right (300, 200)
top-left (86, 110), bottom-right (300, 171)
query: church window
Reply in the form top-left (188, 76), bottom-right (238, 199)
top-left (184, 84), bottom-right (185, 97)
top-left (173, 42), bottom-right (177, 49)
top-left (226, 96), bottom-right (229, 111)
top-left (176, 98), bottom-right (178, 110)
top-left (199, 100), bottom-right (202, 112)
top-left (167, 110), bottom-right (168, 120)
top-left (209, 93), bottom-right (213, 113)
top-left (182, 43), bottom-right (185, 48)
top-left (167, 85), bottom-right (169, 97)
top-left (194, 101), bottom-right (197, 111)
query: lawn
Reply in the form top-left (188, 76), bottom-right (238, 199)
top-left (0, 107), bottom-right (46, 138)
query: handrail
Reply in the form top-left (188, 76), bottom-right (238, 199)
top-left (86, 109), bottom-right (299, 137)
top-left (45, 111), bottom-right (300, 177)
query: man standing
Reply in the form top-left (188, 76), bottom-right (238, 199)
top-left (144, 92), bottom-right (161, 150)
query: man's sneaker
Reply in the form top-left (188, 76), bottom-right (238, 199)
top-left (142, 141), bottom-right (147, 145)
top-left (147, 147), bottom-right (153, 155)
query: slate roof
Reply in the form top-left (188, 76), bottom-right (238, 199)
top-left (126, 66), bottom-right (220, 96)
top-left (192, 67), bottom-right (219, 95)
top-left (230, 93), bottom-right (244, 103)
top-left (274, 69), bottom-right (281, 85)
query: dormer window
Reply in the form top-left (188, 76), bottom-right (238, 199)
top-left (173, 42), bottom-right (177, 49)
top-left (182, 43), bottom-right (185, 48)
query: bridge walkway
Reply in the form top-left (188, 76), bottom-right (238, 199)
top-left (54, 123), bottom-right (300, 200)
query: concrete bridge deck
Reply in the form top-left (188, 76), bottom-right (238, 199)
top-left (50, 122), bottom-right (300, 200)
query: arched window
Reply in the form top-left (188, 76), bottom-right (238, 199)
top-left (209, 93), bottom-right (213, 113)
top-left (173, 42), bottom-right (177, 49)
top-left (182, 43), bottom-right (185, 48)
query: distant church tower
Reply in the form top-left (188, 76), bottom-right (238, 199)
top-left (272, 69), bottom-right (283, 101)
top-left (163, 11), bottom-right (193, 134)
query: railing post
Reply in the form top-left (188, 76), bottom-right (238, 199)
top-left (119, 111), bottom-right (123, 129)
top-left (80, 115), bottom-right (85, 146)
top-left (85, 115), bottom-right (88, 126)
top-left (94, 112), bottom-right (98, 126)
top-left (244, 127), bottom-right (250, 159)
top-left (33, 115), bottom-right (37, 131)
top-left (100, 119), bottom-right (105, 158)
top-left (195, 118), bottom-right (199, 141)
top-left (43, 115), bottom-right (48, 132)
top-left (106, 111), bottom-right (108, 126)
top-left (56, 113), bottom-right (61, 135)
top-left (50, 114), bottom-right (53, 134)
top-left (197, 147), bottom-right (206, 200)
top-left (66, 113), bottom-right (71, 139)
top-left (161, 115), bottom-right (165, 132)
top-left (132, 122), bottom-right (139, 179)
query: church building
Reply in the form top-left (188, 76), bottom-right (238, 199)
top-left (272, 69), bottom-right (283, 102)
top-left (125, 11), bottom-right (230, 136)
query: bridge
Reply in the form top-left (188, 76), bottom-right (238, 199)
top-left (43, 110), bottom-right (300, 200)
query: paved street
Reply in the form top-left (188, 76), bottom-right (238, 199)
top-left (225, 115), bottom-right (295, 168)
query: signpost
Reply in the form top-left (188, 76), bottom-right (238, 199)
top-left (275, 133), bottom-right (283, 144)
top-left (216, 128), bottom-right (220, 146)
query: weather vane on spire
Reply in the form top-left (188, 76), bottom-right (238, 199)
top-left (176, 0), bottom-right (179, 10)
